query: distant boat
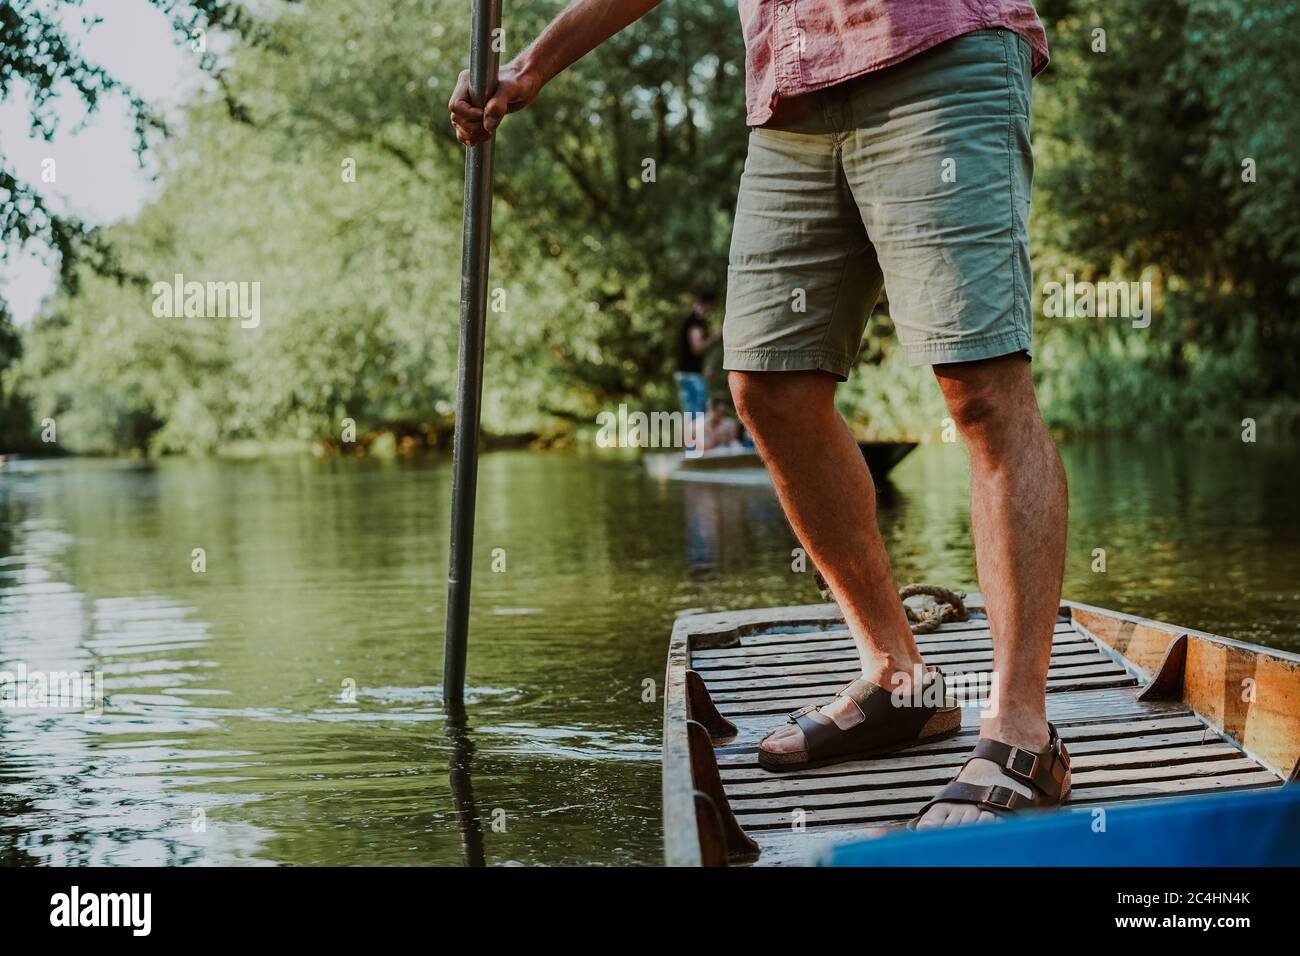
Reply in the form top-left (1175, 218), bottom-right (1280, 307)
top-left (642, 441), bottom-right (917, 486)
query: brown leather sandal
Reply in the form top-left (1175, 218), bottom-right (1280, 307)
top-left (912, 722), bottom-right (1071, 823)
top-left (758, 668), bottom-right (961, 773)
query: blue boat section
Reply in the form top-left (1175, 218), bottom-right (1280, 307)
top-left (817, 785), bottom-right (1300, 866)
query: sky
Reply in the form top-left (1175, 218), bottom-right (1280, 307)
top-left (0, 0), bottom-right (204, 324)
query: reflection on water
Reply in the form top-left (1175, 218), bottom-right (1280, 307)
top-left (0, 437), bottom-right (1297, 865)
top-left (444, 716), bottom-right (485, 868)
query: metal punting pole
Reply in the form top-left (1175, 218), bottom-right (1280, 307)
top-left (444, 0), bottom-right (502, 712)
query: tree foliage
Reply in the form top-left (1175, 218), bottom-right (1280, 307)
top-left (4, 0), bottom-right (1299, 453)
top-left (1031, 0), bottom-right (1300, 400)
top-left (0, 0), bottom-right (268, 293)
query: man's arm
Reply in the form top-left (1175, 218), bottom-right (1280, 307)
top-left (448, 0), bottom-right (663, 146)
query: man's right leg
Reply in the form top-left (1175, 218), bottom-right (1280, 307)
top-left (729, 369), bottom-right (924, 754)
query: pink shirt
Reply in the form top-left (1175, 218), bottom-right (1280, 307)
top-left (739, 0), bottom-right (1050, 125)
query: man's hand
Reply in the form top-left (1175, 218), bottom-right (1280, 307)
top-left (448, 62), bottom-right (541, 147)
top-left (447, 0), bottom-right (664, 148)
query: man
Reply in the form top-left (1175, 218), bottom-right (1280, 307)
top-left (675, 290), bottom-right (717, 419)
top-left (450, 1), bottom-right (1071, 828)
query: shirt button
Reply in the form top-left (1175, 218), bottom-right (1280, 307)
top-left (983, 2), bottom-right (997, 16)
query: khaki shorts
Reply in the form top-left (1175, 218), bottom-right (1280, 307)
top-left (723, 29), bottom-right (1035, 377)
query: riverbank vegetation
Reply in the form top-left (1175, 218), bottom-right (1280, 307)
top-left (2, 0), bottom-right (1297, 455)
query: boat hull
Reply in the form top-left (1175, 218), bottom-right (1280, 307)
top-left (662, 595), bottom-right (1300, 866)
top-left (644, 441), bottom-right (917, 486)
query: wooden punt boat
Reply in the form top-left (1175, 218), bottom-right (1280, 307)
top-left (662, 594), bottom-right (1300, 866)
top-left (644, 440), bottom-right (917, 485)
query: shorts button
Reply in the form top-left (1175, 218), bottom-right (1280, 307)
top-left (777, 3), bottom-right (788, 16)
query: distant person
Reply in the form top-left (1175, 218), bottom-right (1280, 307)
top-left (702, 397), bottom-right (741, 452)
top-left (674, 289), bottom-right (717, 417)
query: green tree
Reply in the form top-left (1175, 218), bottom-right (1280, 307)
top-left (15, 0), bottom-right (1300, 452)
top-left (1032, 0), bottom-right (1300, 395)
top-left (0, 0), bottom-right (266, 301)
top-left (0, 304), bottom-right (36, 451)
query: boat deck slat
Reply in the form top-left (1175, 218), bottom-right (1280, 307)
top-left (693, 620), bottom-right (1135, 720)
top-left (691, 627), bottom-right (1081, 666)
top-left (732, 771), bottom-right (1281, 830)
top-left (717, 728), bottom-right (1222, 780)
top-left (708, 662), bottom-right (1125, 703)
top-left (714, 685), bottom-right (1190, 754)
top-left (721, 742), bottom-right (1246, 793)
top-left (729, 757), bottom-right (1270, 813)
top-left (699, 646), bottom-right (1105, 682)
top-left (691, 621), bottom-right (1076, 658)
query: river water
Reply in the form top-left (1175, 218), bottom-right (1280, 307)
top-left (1, 437), bottom-right (1297, 865)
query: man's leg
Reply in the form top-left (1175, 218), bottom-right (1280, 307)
top-left (676, 373), bottom-right (706, 450)
top-left (916, 353), bottom-right (1068, 827)
top-left (729, 369), bottom-right (925, 754)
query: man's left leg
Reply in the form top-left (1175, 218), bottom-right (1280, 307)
top-left (915, 352), bottom-right (1068, 827)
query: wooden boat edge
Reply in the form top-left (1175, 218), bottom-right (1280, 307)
top-left (1065, 600), bottom-right (1300, 780)
top-left (662, 614), bottom-right (701, 866)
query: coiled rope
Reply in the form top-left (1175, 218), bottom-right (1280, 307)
top-left (898, 583), bottom-right (969, 634)
top-left (813, 571), bottom-right (969, 634)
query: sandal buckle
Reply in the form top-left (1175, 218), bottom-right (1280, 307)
top-left (983, 785), bottom-right (1017, 811)
top-left (1050, 745), bottom-right (1070, 783)
top-left (1056, 739), bottom-right (1071, 772)
top-left (1005, 747), bottom-right (1039, 782)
